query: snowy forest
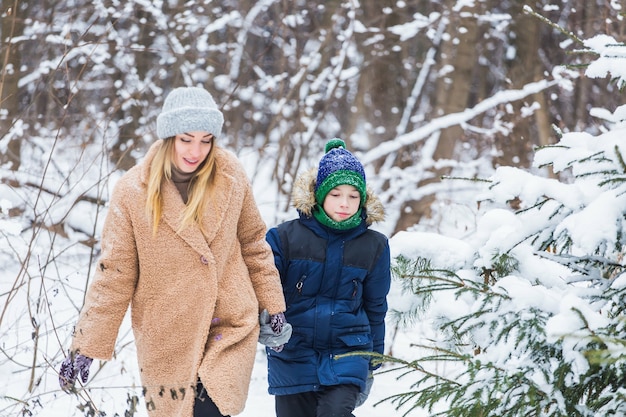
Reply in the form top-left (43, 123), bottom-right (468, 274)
top-left (1, 0), bottom-right (626, 416)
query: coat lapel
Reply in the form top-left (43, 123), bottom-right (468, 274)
top-left (198, 161), bottom-right (236, 244)
top-left (160, 158), bottom-right (237, 254)
top-left (161, 180), bottom-right (211, 256)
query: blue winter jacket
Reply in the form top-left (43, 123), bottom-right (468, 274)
top-left (265, 169), bottom-right (391, 395)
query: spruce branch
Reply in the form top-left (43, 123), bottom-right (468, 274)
top-left (523, 5), bottom-right (587, 47)
top-left (615, 145), bottom-right (626, 173)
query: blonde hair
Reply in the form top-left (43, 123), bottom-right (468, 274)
top-left (146, 138), bottom-right (217, 236)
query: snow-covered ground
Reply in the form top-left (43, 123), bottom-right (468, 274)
top-left (2, 302), bottom-right (427, 417)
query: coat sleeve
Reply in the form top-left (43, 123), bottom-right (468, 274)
top-left (363, 239), bottom-right (391, 358)
top-left (70, 178), bottom-right (139, 360)
top-left (237, 179), bottom-right (286, 316)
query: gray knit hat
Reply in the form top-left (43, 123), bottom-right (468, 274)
top-left (156, 87), bottom-right (224, 139)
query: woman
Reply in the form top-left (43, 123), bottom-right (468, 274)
top-left (265, 139), bottom-right (391, 417)
top-left (59, 86), bottom-right (290, 417)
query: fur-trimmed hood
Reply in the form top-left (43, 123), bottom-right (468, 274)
top-left (292, 168), bottom-right (385, 225)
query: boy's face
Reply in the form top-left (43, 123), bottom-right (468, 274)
top-left (322, 184), bottom-right (360, 222)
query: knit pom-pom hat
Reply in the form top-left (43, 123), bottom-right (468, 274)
top-left (156, 86), bottom-right (224, 139)
top-left (314, 138), bottom-right (366, 207)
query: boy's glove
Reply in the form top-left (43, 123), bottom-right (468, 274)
top-left (355, 372), bottom-right (374, 407)
top-left (259, 309), bottom-right (292, 352)
top-left (59, 352), bottom-right (93, 391)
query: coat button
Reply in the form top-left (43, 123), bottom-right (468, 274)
top-left (200, 255), bottom-right (209, 265)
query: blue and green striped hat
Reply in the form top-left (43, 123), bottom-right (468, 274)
top-left (314, 138), bottom-right (366, 206)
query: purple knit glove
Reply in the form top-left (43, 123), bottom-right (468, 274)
top-left (59, 353), bottom-right (93, 391)
top-left (259, 310), bottom-right (292, 352)
top-left (270, 312), bottom-right (287, 352)
top-left (270, 312), bottom-right (286, 334)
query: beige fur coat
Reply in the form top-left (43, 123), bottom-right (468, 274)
top-left (71, 140), bottom-right (286, 416)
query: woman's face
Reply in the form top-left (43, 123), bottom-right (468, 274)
top-left (322, 184), bottom-right (361, 222)
top-left (172, 131), bottom-right (214, 173)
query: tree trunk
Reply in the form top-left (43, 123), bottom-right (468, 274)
top-left (108, 7), bottom-right (160, 171)
top-left (493, 1), bottom-right (543, 168)
top-left (351, 0), bottom-right (405, 150)
top-left (0, 0), bottom-right (27, 170)
top-left (393, 1), bottom-right (480, 234)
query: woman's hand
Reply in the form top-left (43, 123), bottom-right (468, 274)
top-left (59, 353), bottom-right (93, 391)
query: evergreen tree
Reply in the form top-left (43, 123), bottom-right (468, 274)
top-left (382, 53), bottom-right (626, 416)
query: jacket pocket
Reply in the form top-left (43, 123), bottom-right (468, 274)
top-left (286, 274), bottom-right (307, 307)
top-left (338, 333), bottom-right (372, 347)
top-left (351, 278), bottom-right (363, 310)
